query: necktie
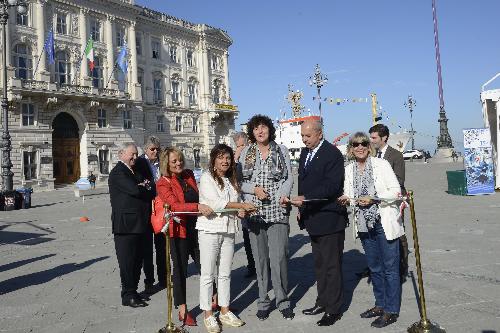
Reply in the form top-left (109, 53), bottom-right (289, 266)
top-left (305, 150), bottom-right (313, 169)
top-left (377, 151), bottom-right (382, 158)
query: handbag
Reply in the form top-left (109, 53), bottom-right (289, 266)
top-left (151, 196), bottom-right (167, 234)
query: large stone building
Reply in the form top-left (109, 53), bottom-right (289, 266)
top-left (0, 0), bottom-right (237, 190)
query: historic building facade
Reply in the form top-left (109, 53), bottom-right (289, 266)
top-left (0, 0), bottom-right (237, 190)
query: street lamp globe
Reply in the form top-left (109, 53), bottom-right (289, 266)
top-left (17, 4), bottom-right (28, 14)
top-left (7, 0), bottom-right (18, 6)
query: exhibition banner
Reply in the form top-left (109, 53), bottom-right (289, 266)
top-left (463, 128), bottom-right (495, 195)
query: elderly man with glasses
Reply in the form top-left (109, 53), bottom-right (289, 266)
top-left (135, 136), bottom-right (166, 293)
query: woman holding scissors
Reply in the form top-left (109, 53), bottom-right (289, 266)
top-left (338, 132), bottom-right (404, 329)
top-left (197, 143), bottom-right (256, 333)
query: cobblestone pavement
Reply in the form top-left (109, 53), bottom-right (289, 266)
top-left (1, 162), bottom-right (499, 333)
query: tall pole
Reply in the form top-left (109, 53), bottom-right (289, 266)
top-left (1, 3), bottom-right (13, 191)
top-left (404, 95), bottom-right (417, 150)
top-left (309, 64), bottom-right (328, 118)
top-left (432, 0), bottom-right (453, 149)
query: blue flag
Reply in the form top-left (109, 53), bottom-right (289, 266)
top-left (117, 41), bottom-right (128, 74)
top-left (44, 30), bottom-right (55, 65)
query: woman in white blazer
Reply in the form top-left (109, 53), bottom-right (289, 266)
top-left (338, 132), bottom-right (404, 329)
top-left (197, 144), bottom-right (256, 333)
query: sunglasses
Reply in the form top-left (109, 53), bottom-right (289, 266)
top-left (352, 141), bottom-right (370, 148)
top-left (149, 147), bottom-right (160, 151)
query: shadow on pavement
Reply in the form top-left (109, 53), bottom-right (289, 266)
top-left (0, 254), bottom-right (56, 273)
top-left (0, 230), bottom-right (55, 246)
top-left (342, 249), bottom-right (366, 312)
top-left (0, 256), bottom-right (110, 295)
top-left (288, 252), bottom-right (315, 309)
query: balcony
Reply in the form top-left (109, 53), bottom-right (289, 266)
top-left (10, 79), bottom-right (130, 102)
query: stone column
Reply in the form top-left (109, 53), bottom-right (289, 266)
top-left (35, 0), bottom-right (49, 81)
top-left (200, 40), bottom-right (210, 110)
top-left (104, 14), bottom-right (115, 88)
top-left (143, 32), bottom-right (152, 103)
top-left (128, 22), bottom-right (139, 99)
top-left (79, 8), bottom-right (91, 86)
top-left (223, 50), bottom-right (229, 103)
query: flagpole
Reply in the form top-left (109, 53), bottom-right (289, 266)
top-left (32, 47), bottom-right (45, 79)
top-left (105, 62), bottom-right (117, 89)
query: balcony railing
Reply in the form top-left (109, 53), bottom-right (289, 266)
top-left (16, 80), bottom-right (129, 99)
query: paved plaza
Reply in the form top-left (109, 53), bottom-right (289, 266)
top-left (1, 161), bottom-right (499, 333)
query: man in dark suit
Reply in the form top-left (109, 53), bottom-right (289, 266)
top-left (287, 119), bottom-right (348, 326)
top-left (134, 136), bottom-right (166, 293)
top-left (369, 124), bottom-right (409, 281)
top-left (109, 142), bottom-right (155, 307)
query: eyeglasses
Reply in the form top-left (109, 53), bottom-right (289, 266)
top-left (352, 141), bottom-right (370, 148)
top-left (149, 147), bottom-right (160, 151)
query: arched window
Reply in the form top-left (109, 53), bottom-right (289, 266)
top-left (188, 77), bottom-right (198, 106)
top-left (55, 50), bottom-right (71, 85)
top-left (12, 44), bottom-right (32, 80)
top-left (171, 74), bottom-right (181, 104)
top-left (212, 79), bottom-right (222, 104)
top-left (153, 74), bottom-right (163, 104)
top-left (92, 56), bottom-right (104, 88)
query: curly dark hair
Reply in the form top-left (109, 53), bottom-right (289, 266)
top-left (369, 123), bottom-right (390, 141)
top-left (209, 144), bottom-right (239, 192)
top-left (246, 114), bottom-right (276, 143)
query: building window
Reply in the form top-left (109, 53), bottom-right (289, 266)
top-left (188, 81), bottom-right (197, 106)
top-left (193, 149), bottom-right (200, 168)
top-left (153, 78), bottom-right (162, 104)
top-left (122, 110), bottom-right (132, 129)
top-left (171, 81), bottom-right (180, 104)
top-left (151, 40), bottom-right (160, 59)
top-left (17, 11), bottom-right (28, 26)
top-left (89, 18), bottom-right (101, 41)
top-left (92, 56), bottom-right (103, 88)
top-left (116, 26), bottom-right (125, 47)
top-left (169, 45), bottom-right (177, 63)
top-left (187, 50), bottom-right (194, 67)
top-left (157, 115), bottom-right (165, 132)
top-left (211, 54), bottom-right (221, 70)
top-left (23, 151), bottom-right (37, 180)
top-left (55, 51), bottom-right (71, 85)
top-left (97, 108), bottom-right (107, 128)
top-left (98, 149), bottom-right (109, 174)
top-left (192, 117), bottom-right (199, 133)
top-left (175, 116), bottom-right (182, 132)
top-left (13, 44), bottom-right (32, 80)
top-left (56, 13), bottom-right (67, 35)
top-left (137, 70), bottom-right (144, 99)
top-left (136, 35), bottom-right (142, 55)
top-left (21, 103), bottom-right (35, 126)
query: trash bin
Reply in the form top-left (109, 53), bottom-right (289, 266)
top-left (16, 187), bottom-right (33, 209)
top-left (3, 190), bottom-right (17, 210)
top-left (446, 170), bottom-right (467, 196)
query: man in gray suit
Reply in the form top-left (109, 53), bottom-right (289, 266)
top-left (369, 124), bottom-right (408, 282)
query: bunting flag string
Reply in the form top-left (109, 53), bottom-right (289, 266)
top-left (313, 97), bottom-right (369, 104)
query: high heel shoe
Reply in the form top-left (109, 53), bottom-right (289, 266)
top-left (178, 311), bottom-right (197, 326)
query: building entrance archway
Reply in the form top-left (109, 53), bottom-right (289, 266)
top-left (52, 112), bottom-right (80, 184)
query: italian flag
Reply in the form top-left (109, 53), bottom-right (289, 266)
top-left (85, 38), bottom-right (94, 71)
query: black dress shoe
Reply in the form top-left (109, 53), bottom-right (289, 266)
top-left (256, 309), bottom-right (269, 321)
top-left (143, 283), bottom-right (156, 295)
top-left (360, 306), bottom-right (384, 319)
top-left (356, 268), bottom-right (371, 279)
top-left (122, 297), bottom-right (148, 308)
top-left (371, 313), bottom-right (398, 328)
top-left (317, 313), bottom-right (342, 326)
top-left (279, 307), bottom-right (295, 320)
top-left (302, 305), bottom-right (325, 315)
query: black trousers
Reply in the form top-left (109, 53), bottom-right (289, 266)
top-left (242, 227), bottom-right (255, 271)
top-left (114, 233), bottom-right (148, 301)
top-left (143, 232), bottom-right (167, 286)
top-left (310, 230), bottom-right (345, 314)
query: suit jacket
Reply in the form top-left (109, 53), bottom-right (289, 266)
top-left (298, 140), bottom-right (348, 236)
top-left (134, 155), bottom-right (157, 196)
top-left (156, 170), bottom-right (199, 238)
top-left (383, 145), bottom-right (406, 194)
top-left (109, 161), bottom-right (155, 234)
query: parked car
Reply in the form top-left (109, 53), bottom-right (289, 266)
top-left (403, 149), bottom-right (424, 160)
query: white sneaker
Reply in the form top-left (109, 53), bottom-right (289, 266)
top-left (203, 315), bottom-right (221, 333)
top-left (219, 310), bottom-right (245, 327)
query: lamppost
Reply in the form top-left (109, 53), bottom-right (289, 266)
top-left (1, 0), bottom-right (28, 191)
top-left (404, 95), bottom-right (417, 150)
top-left (309, 64), bottom-right (328, 118)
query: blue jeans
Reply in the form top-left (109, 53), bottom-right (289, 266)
top-left (359, 222), bottom-right (401, 314)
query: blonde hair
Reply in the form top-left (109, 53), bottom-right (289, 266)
top-left (160, 147), bottom-right (185, 177)
top-left (346, 132), bottom-right (375, 160)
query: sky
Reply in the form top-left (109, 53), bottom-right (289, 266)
top-left (137, 0), bottom-right (500, 152)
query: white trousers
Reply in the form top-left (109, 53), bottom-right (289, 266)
top-left (198, 231), bottom-right (235, 311)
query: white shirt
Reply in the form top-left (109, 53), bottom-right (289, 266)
top-left (378, 144), bottom-right (388, 159)
top-left (305, 139), bottom-right (324, 167)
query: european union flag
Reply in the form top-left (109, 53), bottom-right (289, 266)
top-left (44, 30), bottom-right (55, 65)
top-left (117, 41), bottom-right (128, 74)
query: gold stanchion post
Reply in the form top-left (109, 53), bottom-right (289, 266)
top-left (158, 204), bottom-right (187, 333)
top-left (407, 191), bottom-right (446, 333)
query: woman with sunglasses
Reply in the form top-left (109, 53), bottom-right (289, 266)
top-left (338, 132), bottom-right (404, 329)
top-left (156, 147), bottom-right (213, 327)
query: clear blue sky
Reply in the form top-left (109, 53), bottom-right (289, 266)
top-left (137, 0), bottom-right (500, 151)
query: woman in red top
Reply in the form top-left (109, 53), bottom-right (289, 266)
top-left (156, 147), bottom-right (213, 326)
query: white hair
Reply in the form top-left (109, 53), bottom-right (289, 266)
top-left (144, 136), bottom-right (161, 150)
top-left (117, 142), bottom-right (137, 155)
